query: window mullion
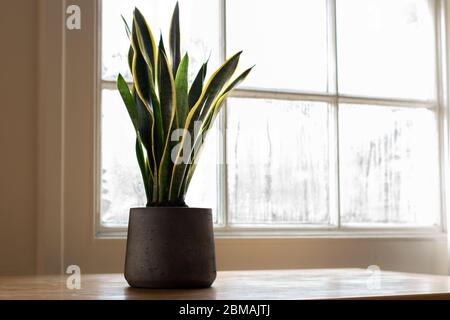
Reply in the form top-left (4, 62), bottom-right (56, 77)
top-left (100, 79), bottom-right (436, 109)
top-left (218, 0), bottom-right (228, 228)
top-left (435, 0), bottom-right (448, 232)
top-left (327, 0), bottom-right (341, 228)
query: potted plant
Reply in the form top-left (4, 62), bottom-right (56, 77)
top-left (117, 3), bottom-right (253, 288)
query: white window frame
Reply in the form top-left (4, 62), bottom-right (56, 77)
top-left (97, 0), bottom-right (448, 238)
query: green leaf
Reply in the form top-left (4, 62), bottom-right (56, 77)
top-left (132, 17), bottom-right (163, 160)
top-left (118, 73), bottom-right (155, 205)
top-left (151, 97), bottom-right (165, 168)
top-left (194, 52), bottom-right (242, 124)
top-left (169, 51), bottom-right (242, 200)
top-left (131, 19), bottom-right (164, 172)
top-left (131, 21), bottom-right (152, 105)
top-left (157, 49), bottom-right (177, 202)
top-left (175, 53), bottom-right (189, 129)
top-left (127, 46), bottom-right (134, 74)
top-left (122, 13), bottom-right (134, 74)
top-left (188, 61), bottom-right (208, 108)
top-left (117, 74), bottom-right (139, 129)
top-left (158, 34), bottom-right (167, 57)
top-left (123, 15), bottom-right (134, 73)
top-left (132, 50), bottom-right (153, 116)
top-left (158, 45), bottom-right (176, 138)
top-left (133, 90), bottom-right (153, 166)
top-left (186, 51), bottom-right (242, 139)
top-left (169, 2), bottom-right (181, 76)
top-left (121, 15), bottom-right (131, 39)
top-left (133, 8), bottom-right (157, 74)
top-left (136, 136), bottom-right (152, 204)
top-left (182, 66), bottom-right (254, 194)
top-left (201, 66), bottom-right (254, 134)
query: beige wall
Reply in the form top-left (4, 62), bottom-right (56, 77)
top-left (0, 0), bottom-right (38, 274)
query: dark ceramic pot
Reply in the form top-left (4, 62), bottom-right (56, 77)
top-left (124, 207), bottom-right (216, 288)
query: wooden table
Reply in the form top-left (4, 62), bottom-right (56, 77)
top-left (1, 269), bottom-right (450, 300)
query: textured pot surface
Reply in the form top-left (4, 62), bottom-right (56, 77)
top-left (124, 207), bottom-right (216, 288)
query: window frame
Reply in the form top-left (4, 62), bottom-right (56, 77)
top-left (96, 0), bottom-right (449, 238)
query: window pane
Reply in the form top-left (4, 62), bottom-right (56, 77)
top-left (337, 0), bottom-right (436, 100)
top-left (183, 122), bottom-right (219, 218)
top-left (339, 104), bottom-right (440, 226)
top-left (226, 0), bottom-right (329, 92)
top-left (102, 0), bottom-right (220, 82)
top-left (101, 89), bottom-right (144, 226)
top-left (227, 98), bottom-right (332, 225)
top-left (100, 89), bottom-right (217, 226)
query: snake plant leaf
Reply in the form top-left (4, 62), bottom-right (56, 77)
top-left (201, 66), bottom-right (255, 134)
top-left (127, 46), bottom-right (134, 74)
top-left (151, 95), bottom-right (165, 168)
top-left (118, 73), bottom-right (156, 203)
top-left (169, 2), bottom-right (181, 76)
top-left (192, 51), bottom-right (241, 124)
top-left (134, 90), bottom-right (154, 168)
top-left (117, 74), bottom-right (138, 129)
top-left (158, 45), bottom-right (176, 138)
top-left (131, 15), bottom-right (164, 171)
top-left (187, 51), bottom-right (242, 138)
top-left (195, 51), bottom-right (242, 126)
top-left (136, 136), bottom-right (152, 204)
top-left (157, 49), bottom-right (177, 202)
top-left (175, 53), bottom-right (189, 129)
top-left (188, 61), bottom-right (208, 109)
top-left (121, 15), bottom-right (131, 39)
top-left (124, 19), bottom-right (139, 74)
top-left (133, 8), bottom-right (157, 74)
top-left (132, 46), bottom-right (152, 114)
top-left (150, 100), bottom-right (165, 171)
top-left (168, 51), bottom-right (242, 200)
top-left (158, 33), bottom-right (167, 57)
top-left (131, 18), bottom-right (164, 170)
top-left (181, 66), bottom-right (254, 194)
top-left (121, 16), bottom-right (134, 73)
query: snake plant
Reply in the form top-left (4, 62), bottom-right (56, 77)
top-left (117, 3), bottom-right (253, 207)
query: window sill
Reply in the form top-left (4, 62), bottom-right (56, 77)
top-left (212, 227), bottom-right (446, 240)
top-left (95, 225), bottom-right (446, 240)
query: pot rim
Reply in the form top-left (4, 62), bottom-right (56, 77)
top-left (129, 206), bottom-right (212, 212)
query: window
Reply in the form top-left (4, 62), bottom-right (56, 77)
top-left (99, 0), bottom-right (445, 233)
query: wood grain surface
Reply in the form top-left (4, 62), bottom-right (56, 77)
top-left (1, 269), bottom-right (449, 300)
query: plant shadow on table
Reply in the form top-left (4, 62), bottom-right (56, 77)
top-left (124, 286), bottom-right (218, 300)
